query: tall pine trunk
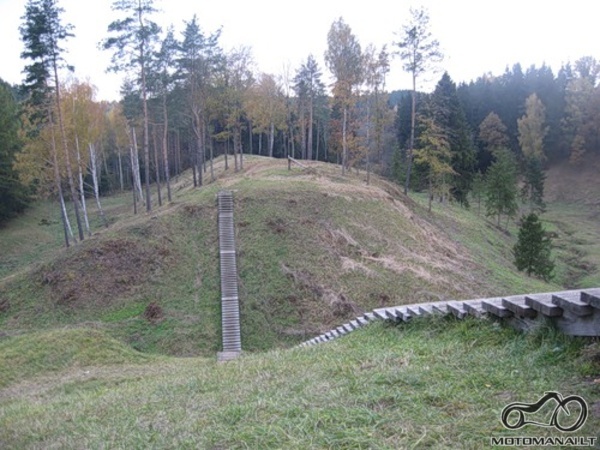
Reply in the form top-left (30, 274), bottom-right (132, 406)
top-left (162, 95), bottom-right (171, 202)
top-left (308, 97), bottom-right (314, 160)
top-left (404, 75), bottom-right (417, 195)
top-left (342, 105), bottom-right (348, 175)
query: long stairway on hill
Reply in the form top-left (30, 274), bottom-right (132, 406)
top-left (217, 191), bottom-right (242, 361)
top-left (300, 288), bottom-right (600, 347)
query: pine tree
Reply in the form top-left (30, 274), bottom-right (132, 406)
top-left (430, 72), bottom-right (476, 207)
top-left (0, 80), bottom-right (30, 223)
top-left (521, 157), bottom-right (546, 213)
top-left (102, 0), bottom-right (161, 211)
top-left (484, 148), bottom-right (518, 228)
top-left (414, 111), bottom-right (455, 212)
top-left (393, 6), bottom-right (443, 195)
top-left (514, 213), bottom-right (554, 281)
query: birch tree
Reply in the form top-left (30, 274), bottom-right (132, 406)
top-left (325, 17), bottom-right (363, 175)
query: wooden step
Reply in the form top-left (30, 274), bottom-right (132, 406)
top-left (373, 308), bottom-right (390, 320)
top-left (464, 300), bottom-right (486, 318)
top-left (447, 301), bottom-right (467, 319)
top-left (525, 293), bottom-right (563, 317)
top-left (393, 307), bottom-right (411, 321)
top-left (356, 317), bottom-right (369, 326)
top-left (417, 303), bottom-right (435, 315)
top-left (382, 308), bottom-right (402, 321)
top-left (481, 298), bottom-right (513, 318)
top-left (432, 303), bottom-right (449, 315)
top-left (350, 319), bottom-right (362, 329)
top-left (502, 295), bottom-right (537, 318)
top-left (364, 312), bottom-right (376, 321)
top-left (552, 291), bottom-right (593, 316)
top-left (406, 305), bottom-right (423, 317)
top-left (581, 289), bottom-right (600, 309)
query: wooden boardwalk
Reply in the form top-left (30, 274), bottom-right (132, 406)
top-left (300, 288), bottom-right (600, 347)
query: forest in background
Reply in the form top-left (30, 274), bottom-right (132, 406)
top-left (1, 0), bottom-right (599, 241)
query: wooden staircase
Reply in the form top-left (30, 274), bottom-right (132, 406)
top-left (217, 191), bottom-right (242, 361)
top-left (300, 288), bottom-right (600, 347)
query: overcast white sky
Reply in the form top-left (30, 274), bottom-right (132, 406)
top-left (0, 0), bottom-right (597, 101)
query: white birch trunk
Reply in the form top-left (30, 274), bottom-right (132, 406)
top-left (75, 135), bottom-right (91, 235)
top-left (130, 127), bottom-right (144, 203)
top-left (89, 143), bottom-right (107, 227)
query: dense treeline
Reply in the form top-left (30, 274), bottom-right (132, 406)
top-left (2, 0), bottom-right (599, 243)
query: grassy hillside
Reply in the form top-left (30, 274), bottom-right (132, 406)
top-left (1, 318), bottom-right (598, 449)
top-left (1, 156), bottom-right (599, 448)
top-left (1, 156), bottom-right (570, 356)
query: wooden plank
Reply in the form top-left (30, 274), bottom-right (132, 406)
top-left (502, 295), bottom-right (537, 318)
top-left (447, 301), bottom-right (467, 319)
top-left (525, 293), bottom-right (563, 317)
top-left (464, 300), bottom-right (487, 318)
top-left (552, 291), bottom-right (593, 316)
top-left (581, 289), bottom-right (600, 309)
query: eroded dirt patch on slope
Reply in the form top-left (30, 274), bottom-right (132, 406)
top-left (38, 238), bottom-right (171, 309)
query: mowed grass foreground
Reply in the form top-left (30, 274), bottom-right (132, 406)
top-left (1, 318), bottom-right (598, 449)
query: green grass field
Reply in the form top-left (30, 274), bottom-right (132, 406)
top-left (1, 318), bottom-right (598, 449)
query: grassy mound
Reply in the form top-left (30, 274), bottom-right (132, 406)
top-left (1, 156), bottom-right (593, 356)
top-left (0, 328), bottom-right (156, 389)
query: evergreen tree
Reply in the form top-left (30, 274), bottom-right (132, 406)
top-left (0, 80), bottom-right (30, 223)
top-left (430, 72), bottom-right (476, 206)
top-left (470, 170), bottom-right (484, 215)
top-left (484, 148), bottom-right (518, 228)
top-left (520, 157), bottom-right (546, 213)
top-left (102, 0), bottom-right (161, 211)
top-left (414, 111), bottom-right (454, 211)
top-left (513, 213), bottom-right (554, 281)
top-left (518, 94), bottom-right (548, 213)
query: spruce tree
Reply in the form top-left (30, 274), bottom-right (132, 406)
top-left (484, 148), bottom-right (518, 228)
top-left (513, 213), bottom-right (554, 281)
top-left (521, 157), bottom-right (546, 213)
